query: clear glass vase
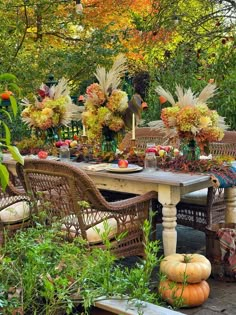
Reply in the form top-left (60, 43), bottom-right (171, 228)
top-left (101, 127), bottom-right (117, 153)
top-left (181, 139), bottom-right (200, 161)
top-left (45, 127), bottom-right (60, 143)
top-left (35, 127), bottom-right (60, 144)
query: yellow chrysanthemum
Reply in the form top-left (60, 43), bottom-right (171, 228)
top-left (106, 90), bottom-right (128, 113)
top-left (21, 78), bottom-right (79, 130)
top-left (41, 107), bottom-right (54, 117)
top-left (199, 116), bottom-right (212, 129)
top-left (108, 115), bottom-right (125, 132)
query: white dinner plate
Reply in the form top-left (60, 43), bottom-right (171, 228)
top-left (24, 155), bottom-right (59, 161)
top-left (106, 164), bottom-right (143, 173)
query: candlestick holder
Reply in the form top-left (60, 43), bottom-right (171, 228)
top-left (130, 139), bottom-right (136, 152)
top-left (81, 135), bottom-right (88, 144)
top-left (131, 138), bottom-right (136, 146)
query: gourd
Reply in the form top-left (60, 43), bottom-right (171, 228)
top-left (160, 253), bottom-right (211, 283)
top-left (159, 279), bottom-right (210, 307)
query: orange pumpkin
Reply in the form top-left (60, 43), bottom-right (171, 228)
top-left (159, 279), bottom-right (210, 308)
top-left (1, 90), bottom-right (13, 100)
top-left (160, 253), bottom-right (211, 283)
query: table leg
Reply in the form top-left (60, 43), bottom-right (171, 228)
top-left (224, 187), bottom-right (236, 223)
top-left (158, 185), bottom-right (180, 256)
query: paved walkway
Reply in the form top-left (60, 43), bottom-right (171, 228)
top-left (118, 224), bottom-right (236, 315)
top-left (156, 225), bottom-right (236, 315)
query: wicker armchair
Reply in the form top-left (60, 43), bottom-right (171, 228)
top-left (16, 159), bottom-right (158, 258)
top-left (0, 179), bottom-right (31, 245)
top-left (209, 131), bottom-right (236, 157)
top-left (120, 127), bottom-right (169, 151)
top-left (173, 131), bottom-right (236, 231)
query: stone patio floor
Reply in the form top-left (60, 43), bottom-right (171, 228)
top-left (120, 224), bottom-right (236, 315)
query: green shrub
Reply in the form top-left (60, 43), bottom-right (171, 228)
top-left (0, 73), bottom-right (23, 189)
top-left (0, 218), bottom-right (162, 314)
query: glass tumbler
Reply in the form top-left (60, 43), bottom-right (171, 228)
top-left (59, 144), bottom-right (70, 162)
top-left (144, 143), bottom-right (157, 171)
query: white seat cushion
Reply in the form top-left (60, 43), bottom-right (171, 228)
top-left (0, 201), bottom-right (30, 224)
top-left (62, 214), bottom-right (131, 244)
top-left (86, 217), bottom-right (118, 244)
top-left (180, 188), bottom-right (208, 206)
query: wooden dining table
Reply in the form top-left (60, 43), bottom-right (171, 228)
top-left (4, 155), bottom-right (236, 256)
top-left (70, 161), bottom-right (214, 256)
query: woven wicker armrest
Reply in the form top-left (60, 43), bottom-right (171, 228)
top-left (108, 191), bottom-right (158, 210)
top-left (0, 177), bottom-right (30, 211)
top-left (6, 180), bottom-right (28, 197)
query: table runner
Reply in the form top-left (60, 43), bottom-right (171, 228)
top-left (210, 166), bottom-right (236, 188)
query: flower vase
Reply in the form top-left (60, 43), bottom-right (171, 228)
top-left (181, 139), bottom-right (200, 161)
top-left (45, 127), bottom-right (60, 144)
top-left (101, 127), bottom-right (117, 153)
top-left (35, 127), bottom-right (60, 144)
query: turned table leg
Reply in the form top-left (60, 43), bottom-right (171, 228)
top-left (224, 187), bottom-right (236, 223)
top-left (158, 185), bottom-right (180, 256)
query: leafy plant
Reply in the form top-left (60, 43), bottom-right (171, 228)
top-left (0, 215), bottom-right (163, 315)
top-left (0, 73), bottom-right (23, 189)
top-left (16, 135), bottom-right (58, 156)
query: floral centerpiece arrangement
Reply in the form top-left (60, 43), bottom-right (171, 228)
top-left (156, 83), bottom-right (224, 158)
top-left (82, 54), bottom-right (130, 151)
top-left (21, 77), bottom-right (79, 133)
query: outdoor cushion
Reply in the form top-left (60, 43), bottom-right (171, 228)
top-left (86, 217), bottom-right (118, 244)
top-left (180, 188), bottom-right (208, 206)
top-left (0, 201), bottom-right (30, 224)
top-left (62, 214), bottom-right (131, 244)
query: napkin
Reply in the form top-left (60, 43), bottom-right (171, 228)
top-left (82, 163), bottom-right (111, 172)
top-left (200, 154), bottom-right (212, 160)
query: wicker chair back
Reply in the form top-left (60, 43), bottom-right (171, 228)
top-left (120, 127), bottom-right (169, 151)
top-left (16, 159), bottom-right (158, 258)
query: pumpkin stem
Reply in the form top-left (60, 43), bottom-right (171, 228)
top-left (183, 254), bottom-right (192, 263)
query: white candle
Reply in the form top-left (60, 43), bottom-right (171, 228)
top-left (82, 124), bottom-right (86, 136)
top-left (132, 113), bottom-right (135, 140)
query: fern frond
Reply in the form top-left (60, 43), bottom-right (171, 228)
top-left (175, 85), bottom-right (198, 106)
top-left (155, 86), bottom-right (176, 106)
top-left (94, 67), bottom-right (107, 93)
top-left (52, 77), bottom-right (70, 99)
top-left (108, 54), bottom-right (127, 90)
top-left (197, 83), bottom-right (217, 103)
top-left (218, 116), bottom-right (230, 130)
top-left (61, 102), bottom-right (80, 125)
top-left (175, 85), bottom-right (184, 101)
top-left (94, 54), bottom-right (127, 95)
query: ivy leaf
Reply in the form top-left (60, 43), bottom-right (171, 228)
top-left (9, 95), bottom-right (18, 117)
top-left (1, 122), bottom-right (11, 145)
top-left (0, 109), bottom-right (12, 122)
top-left (7, 145), bottom-right (24, 165)
top-left (0, 164), bottom-right (9, 190)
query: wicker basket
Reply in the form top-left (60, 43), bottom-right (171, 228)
top-left (206, 223), bottom-right (236, 282)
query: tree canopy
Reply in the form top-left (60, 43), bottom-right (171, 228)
top-left (0, 0), bottom-right (235, 126)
